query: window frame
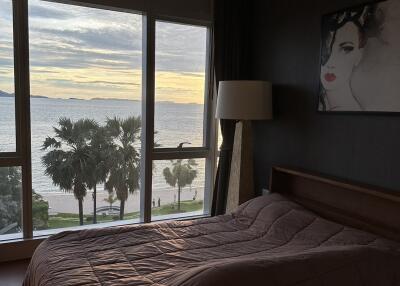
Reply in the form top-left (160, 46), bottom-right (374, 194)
top-left (144, 16), bottom-right (216, 222)
top-left (0, 0), bottom-right (32, 242)
top-left (0, 0), bottom-right (216, 251)
top-left (0, 0), bottom-right (20, 157)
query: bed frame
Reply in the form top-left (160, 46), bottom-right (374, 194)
top-left (269, 166), bottom-right (400, 242)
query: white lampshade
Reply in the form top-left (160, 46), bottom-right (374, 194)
top-left (216, 81), bottom-right (273, 120)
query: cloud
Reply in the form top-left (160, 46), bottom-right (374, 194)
top-left (29, 44), bottom-right (141, 70)
top-left (0, 0), bottom-right (12, 22)
top-left (29, 5), bottom-right (75, 20)
top-left (33, 26), bottom-right (142, 52)
top-left (0, 58), bottom-right (13, 67)
top-left (27, 1), bottom-right (207, 74)
top-left (155, 71), bottom-right (206, 104)
top-left (45, 78), bottom-right (138, 89)
top-left (0, 0), bottom-right (208, 103)
top-left (71, 79), bottom-right (140, 87)
top-left (155, 22), bottom-right (207, 73)
top-left (27, 1), bottom-right (143, 75)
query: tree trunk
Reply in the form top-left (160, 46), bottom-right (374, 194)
top-left (120, 200), bottom-right (125, 220)
top-left (93, 185), bottom-right (97, 224)
top-left (78, 199), bottom-right (84, 226)
top-left (178, 186), bottom-right (181, 211)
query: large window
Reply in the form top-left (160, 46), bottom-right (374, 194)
top-left (152, 159), bottom-right (206, 220)
top-left (0, 0), bottom-right (21, 241)
top-left (0, 0), bottom-right (16, 153)
top-left (155, 21), bottom-right (208, 148)
top-left (0, 167), bottom-right (22, 241)
top-left (28, 0), bottom-right (143, 235)
top-left (152, 21), bottom-right (210, 220)
top-left (0, 0), bottom-right (214, 240)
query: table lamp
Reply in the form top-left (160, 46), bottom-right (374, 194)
top-left (216, 81), bottom-right (273, 213)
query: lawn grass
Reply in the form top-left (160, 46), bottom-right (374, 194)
top-left (152, 200), bottom-right (203, 216)
top-left (48, 200), bottom-right (203, 229)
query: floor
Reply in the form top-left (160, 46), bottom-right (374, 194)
top-left (0, 259), bottom-right (30, 286)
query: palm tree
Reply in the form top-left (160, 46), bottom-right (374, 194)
top-left (85, 126), bottom-right (112, 224)
top-left (42, 118), bottom-right (98, 225)
top-left (104, 116), bottom-right (141, 220)
top-left (104, 193), bottom-right (118, 211)
top-left (163, 159), bottom-right (198, 211)
top-left (0, 167), bottom-right (22, 231)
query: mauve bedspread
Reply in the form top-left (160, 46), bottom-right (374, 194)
top-left (24, 194), bottom-right (400, 286)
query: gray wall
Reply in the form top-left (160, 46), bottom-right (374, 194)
top-left (249, 0), bottom-right (400, 193)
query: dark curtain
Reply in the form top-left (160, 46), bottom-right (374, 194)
top-left (211, 0), bottom-right (251, 216)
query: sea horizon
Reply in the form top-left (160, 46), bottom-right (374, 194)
top-left (0, 89), bottom-right (202, 105)
top-left (0, 96), bottom-right (206, 197)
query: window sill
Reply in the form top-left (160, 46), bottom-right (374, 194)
top-left (0, 233), bottom-right (23, 243)
top-left (152, 210), bottom-right (209, 222)
top-left (0, 237), bottom-right (44, 263)
top-left (33, 218), bottom-right (142, 238)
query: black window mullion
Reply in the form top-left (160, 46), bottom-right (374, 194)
top-left (13, 0), bottom-right (33, 239)
top-left (140, 14), bottom-right (156, 224)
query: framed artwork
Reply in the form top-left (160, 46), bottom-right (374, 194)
top-left (318, 0), bottom-right (400, 113)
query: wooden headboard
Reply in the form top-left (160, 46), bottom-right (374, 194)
top-left (269, 166), bottom-right (400, 242)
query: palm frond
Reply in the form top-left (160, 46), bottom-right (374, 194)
top-left (105, 117), bottom-right (121, 138)
top-left (163, 159), bottom-right (198, 189)
top-left (163, 167), bottom-right (177, 187)
top-left (42, 137), bottom-right (61, 150)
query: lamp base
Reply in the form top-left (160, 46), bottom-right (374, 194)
top-left (226, 120), bottom-right (255, 213)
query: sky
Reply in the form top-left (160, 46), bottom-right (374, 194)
top-left (0, 0), bottom-right (207, 104)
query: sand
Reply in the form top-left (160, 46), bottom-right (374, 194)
top-left (42, 187), bottom-right (204, 215)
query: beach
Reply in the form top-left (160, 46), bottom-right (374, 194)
top-left (43, 186), bottom-right (204, 215)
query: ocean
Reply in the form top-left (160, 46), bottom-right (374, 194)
top-left (0, 97), bottom-right (206, 197)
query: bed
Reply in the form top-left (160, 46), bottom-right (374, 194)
top-left (24, 167), bottom-right (400, 286)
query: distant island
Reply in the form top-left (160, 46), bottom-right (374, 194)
top-left (0, 90), bottom-right (200, 105)
top-left (90, 97), bottom-right (140, 102)
top-left (32, 95), bottom-right (49, 99)
top-left (0, 90), bottom-right (48, 99)
top-left (0, 90), bottom-right (137, 102)
top-left (0, 90), bottom-right (13, 98)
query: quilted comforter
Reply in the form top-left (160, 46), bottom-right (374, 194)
top-left (24, 194), bottom-right (400, 286)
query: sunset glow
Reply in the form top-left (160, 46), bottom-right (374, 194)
top-left (0, 0), bottom-right (207, 104)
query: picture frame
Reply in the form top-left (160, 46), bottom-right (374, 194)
top-left (318, 0), bottom-right (400, 114)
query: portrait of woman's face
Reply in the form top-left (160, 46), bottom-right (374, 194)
top-left (320, 21), bottom-right (364, 91)
top-left (319, 1), bottom-right (400, 113)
